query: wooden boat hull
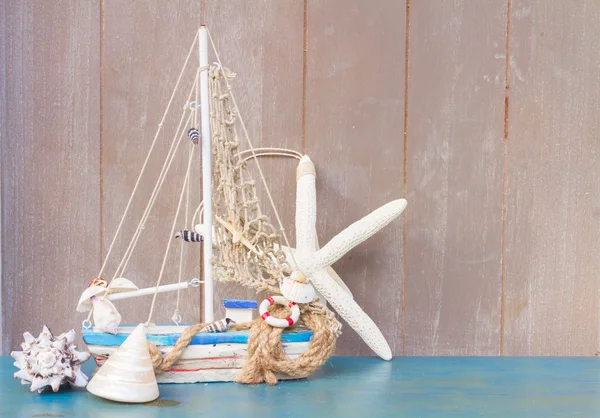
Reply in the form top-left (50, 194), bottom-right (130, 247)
top-left (83, 325), bottom-right (312, 383)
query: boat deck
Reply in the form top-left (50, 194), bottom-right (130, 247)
top-left (82, 324), bottom-right (313, 346)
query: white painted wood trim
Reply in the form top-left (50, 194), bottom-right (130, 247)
top-left (87, 341), bottom-right (310, 360)
top-left (156, 369), bottom-right (308, 384)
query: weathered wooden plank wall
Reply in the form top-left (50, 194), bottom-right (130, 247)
top-left (504, 0), bottom-right (600, 355)
top-left (101, 1), bottom-right (201, 327)
top-left (404, 0), bottom-right (506, 355)
top-left (1, 1), bottom-right (101, 352)
top-left (2, 0), bottom-right (600, 357)
top-left (306, 0), bottom-right (405, 355)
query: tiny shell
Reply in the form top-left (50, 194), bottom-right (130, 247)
top-left (279, 271), bottom-right (316, 304)
top-left (200, 318), bottom-right (234, 333)
top-left (87, 324), bottom-right (159, 403)
top-left (91, 296), bottom-right (122, 335)
top-left (77, 277), bottom-right (138, 312)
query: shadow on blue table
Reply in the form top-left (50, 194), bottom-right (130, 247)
top-left (1, 357), bottom-right (600, 417)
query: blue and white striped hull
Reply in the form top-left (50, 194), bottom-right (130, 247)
top-left (83, 324), bottom-right (313, 383)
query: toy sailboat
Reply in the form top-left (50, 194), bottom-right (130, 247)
top-left (75, 26), bottom-right (407, 392)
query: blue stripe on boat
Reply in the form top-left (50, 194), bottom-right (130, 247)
top-left (222, 298), bottom-right (258, 309)
top-left (82, 327), bottom-right (313, 347)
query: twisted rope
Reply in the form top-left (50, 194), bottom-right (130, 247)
top-left (147, 301), bottom-right (339, 385)
top-left (234, 304), bottom-right (337, 385)
top-left (148, 322), bottom-right (207, 373)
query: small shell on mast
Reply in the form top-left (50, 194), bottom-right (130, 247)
top-left (175, 230), bottom-right (203, 242)
top-left (76, 277), bottom-right (138, 312)
top-left (199, 318), bottom-right (234, 333)
top-left (91, 296), bottom-right (122, 335)
top-left (187, 127), bottom-right (200, 145)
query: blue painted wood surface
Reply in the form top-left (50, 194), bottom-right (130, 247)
top-left (82, 327), bottom-right (313, 347)
top-left (222, 298), bottom-right (258, 309)
top-left (2, 357), bottom-right (600, 417)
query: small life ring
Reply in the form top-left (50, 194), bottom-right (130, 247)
top-left (259, 296), bottom-right (300, 328)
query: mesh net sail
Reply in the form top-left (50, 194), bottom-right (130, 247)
top-left (209, 66), bottom-right (291, 294)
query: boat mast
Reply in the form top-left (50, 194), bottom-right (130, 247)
top-left (199, 26), bottom-right (214, 322)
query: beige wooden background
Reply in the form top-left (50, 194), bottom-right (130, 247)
top-left (1, 0), bottom-right (599, 357)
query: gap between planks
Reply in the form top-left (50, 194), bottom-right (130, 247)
top-left (401, 0), bottom-right (411, 357)
top-left (302, 0), bottom-right (309, 154)
top-left (500, 0), bottom-right (513, 356)
top-left (99, 0), bottom-right (105, 265)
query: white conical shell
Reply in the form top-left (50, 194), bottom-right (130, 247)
top-left (279, 274), bottom-right (316, 304)
top-left (87, 323), bottom-right (159, 403)
top-left (91, 296), bottom-right (122, 335)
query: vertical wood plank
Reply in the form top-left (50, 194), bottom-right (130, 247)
top-left (102, 1), bottom-right (202, 325)
top-left (1, 1), bottom-right (100, 353)
top-left (204, 1), bottom-right (305, 318)
top-left (505, 1), bottom-right (600, 355)
top-left (0, 0), bottom-right (5, 347)
top-left (404, 0), bottom-right (506, 355)
top-left (306, 0), bottom-right (406, 355)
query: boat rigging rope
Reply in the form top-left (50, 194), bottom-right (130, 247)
top-left (95, 30), bottom-right (199, 280)
top-left (146, 144), bottom-right (197, 325)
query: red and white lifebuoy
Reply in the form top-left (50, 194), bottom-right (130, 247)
top-left (259, 296), bottom-right (300, 328)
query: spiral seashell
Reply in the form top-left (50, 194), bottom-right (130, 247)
top-left (199, 318), bottom-right (234, 333)
top-left (187, 127), bottom-right (200, 145)
top-left (11, 326), bottom-right (90, 393)
top-left (175, 230), bottom-right (203, 242)
top-left (87, 324), bottom-right (159, 403)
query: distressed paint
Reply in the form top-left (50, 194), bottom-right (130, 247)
top-left (82, 327), bottom-right (312, 346)
top-left (101, 1), bottom-right (202, 327)
top-left (504, 0), bottom-right (600, 355)
top-left (87, 341), bottom-right (310, 362)
top-left (2, 1), bottom-right (600, 357)
top-left (404, 0), bottom-right (507, 356)
top-left (3, 357), bottom-right (600, 416)
top-left (0, 0), bottom-right (3, 348)
top-left (222, 299), bottom-right (258, 309)
top-left (305, 0), bottom-right (406, 356)
top-left (1, 1), bottom-right (101, 354)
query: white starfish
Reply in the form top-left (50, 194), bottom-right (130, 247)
top-left (290, 155), bottom-right (407, 360)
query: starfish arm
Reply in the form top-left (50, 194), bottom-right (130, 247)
top-left (282, 244), bottom-right (353, 298)
top-left (309, 268), bottom-right (392, 360)
top-left (295, 155), bottom-right (318, 252)
top-left (316, 199), bottom-right (407, 269)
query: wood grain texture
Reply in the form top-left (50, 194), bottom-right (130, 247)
top-left (306, 0), bottom-right (406, 356)
top-left (3, 0), bottom-right (600, 358)
top-left (504, 1), bottom-right (600, 355)
top-left (0, 1), bottom-right (101, 353)
top-left (203, 0), bottom-right (305, 318)
top-left (404, 0), bottom-right (506, 355)
top-left (0, 0), bottom-right (5, 348)
top-left (101, 1), bottom-right (202, 326)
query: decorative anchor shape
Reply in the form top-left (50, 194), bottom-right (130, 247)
top-left (288, 155), bottom-right (407, 360)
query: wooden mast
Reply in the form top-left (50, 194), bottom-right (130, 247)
top-left (199, 26), bottom-right (214, 322)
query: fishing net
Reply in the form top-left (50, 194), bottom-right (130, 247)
top-left (209, 65), bottom-right (291, 294)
